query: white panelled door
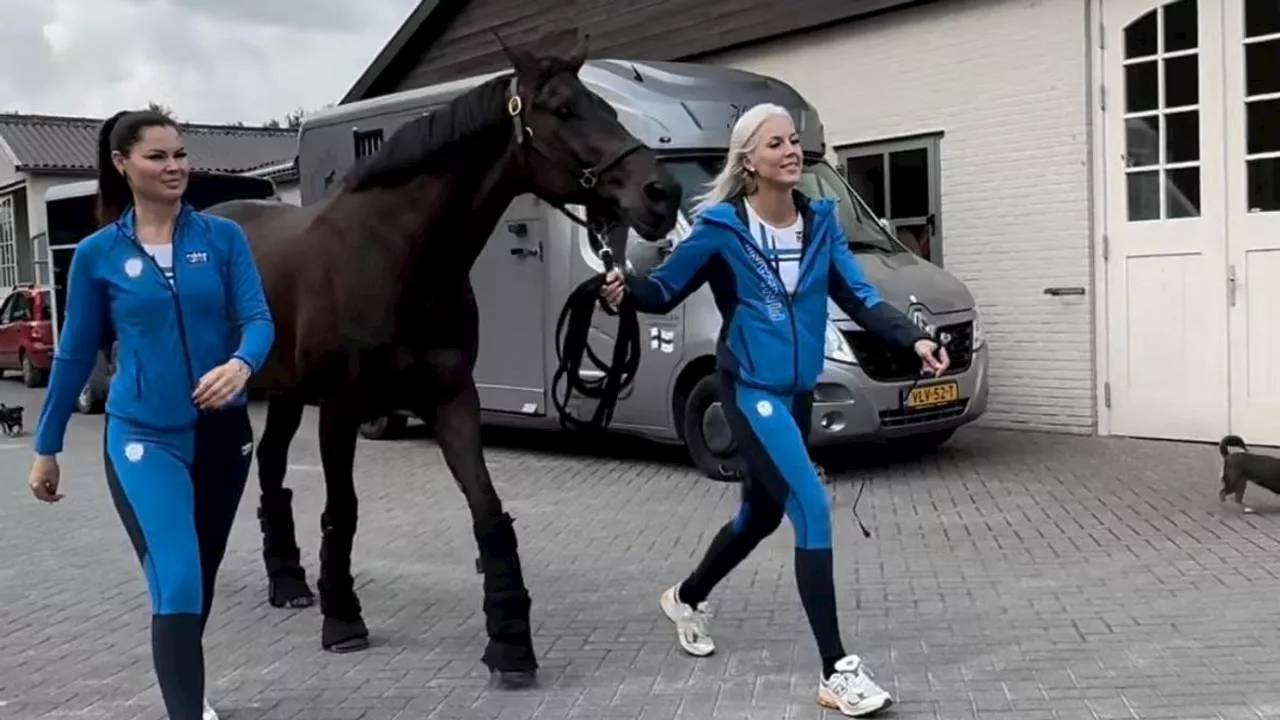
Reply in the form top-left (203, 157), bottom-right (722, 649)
top-left (1224, 1), bottom-right (1280, 446)
top-left (1103, 0), bottom-right (1230, 442)
top-left (1104, 0), bottom-right (1280, 447)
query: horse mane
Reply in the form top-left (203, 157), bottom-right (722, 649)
top-left (342, 72), bottom-right (516, 190)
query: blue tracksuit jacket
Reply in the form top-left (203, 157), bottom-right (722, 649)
top-left (625, 191), bottom-right (928, 394)
top-left (33, 204), bottom-right (274, 455)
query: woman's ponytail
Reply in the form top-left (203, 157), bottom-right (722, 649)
top-left (94, 111), bottom-right (133, 228)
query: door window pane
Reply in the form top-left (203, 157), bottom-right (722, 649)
top-left (1126, 61), bottom-right (1159, 112)
top-left (1246, 39), bottom-right (1280, 97)
top-left (888, 148), bottom-right (929, 219)
top-left (1166, 167), bottom-right (1201, 218)
top-left (845, 155), bottom-right (885, 218)
top-left (1126, 116), bottom-right (1161, 167)
top-left (1247, 99), bottom-right (1280, 155)
top-left (1246, 0), bottom-right (1280, 38)
top-left (1165, 111), bottom-right (1200, 163)
top-left (1128, 171), bottom-right (1161, 221)
top-left (1163, 55), bottom-right (1199, 108)
top-left (1163, 0), bottom-right (1198, 52)
top-left (1247, 158), bottom-right (1280, 212)
top-left (1125, 10), bottom-right (1158, 58)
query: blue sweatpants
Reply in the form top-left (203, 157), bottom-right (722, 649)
top-left (677, 371), bottom-right (846, 670)
top-left (103, 405), bottom-right (253, 720)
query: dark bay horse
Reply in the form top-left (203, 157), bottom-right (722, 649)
top-left (204, 40), bottom-right (681, 688)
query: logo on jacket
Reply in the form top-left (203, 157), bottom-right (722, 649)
top-left (755, 400), bottom-right (773, 417)
top-left (185, 251), bottom-right (208, 265)
top-left (124, 257), bottom-right (144, 279)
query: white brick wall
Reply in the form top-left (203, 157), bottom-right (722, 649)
top-left (703, 0), bottom-right (1097, 434)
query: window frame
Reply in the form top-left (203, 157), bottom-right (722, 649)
top-left (835, 133), bottom-right (944, 266)
top-left (0, 194), bottom-right (18, 289)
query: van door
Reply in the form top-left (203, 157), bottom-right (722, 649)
top-left (472, 194), bottom-right (549, 415)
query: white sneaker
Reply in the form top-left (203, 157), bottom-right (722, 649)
top-left (202, 697), bottom-right (220, 720)
top-left (817, 655), bottom-right (894, 717)
top-left (659, 583), bottom-right (715, 657)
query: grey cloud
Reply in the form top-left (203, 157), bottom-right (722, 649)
top-left (0, 0), bottom-right (418, 124)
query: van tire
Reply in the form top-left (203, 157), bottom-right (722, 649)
top-left (681, 374), bottom-right (745, 483)
top-left (359, 413), bottom-right (407, 441)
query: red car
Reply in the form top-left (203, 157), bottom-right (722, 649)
top-left (0, 283), bottom-right (54, 387)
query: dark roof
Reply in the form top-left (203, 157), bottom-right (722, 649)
top-left (0, 113), bottom-right (298, 174)
top-left (341, 0), bottom-right (938, 103)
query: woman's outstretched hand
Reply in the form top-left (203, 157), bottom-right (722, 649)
top-left (914, 338), bottom-right (950, 377)
top-left (600, 268), bottom-right (625, 309)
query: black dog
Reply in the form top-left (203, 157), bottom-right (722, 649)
top-left (0, 403), bottom-right (23, 437)
top-left (1218, 435), bottom-right (1280, 512)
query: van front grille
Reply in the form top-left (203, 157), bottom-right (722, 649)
top-left (879, 399), bottom-right (968, 427)
top-left (843, 320), bottom-right (974, 382)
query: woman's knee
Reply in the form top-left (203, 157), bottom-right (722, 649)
top-left (785, 479), bottom-right (832, 550)
top-left (148, 555), bottom-right (205, 616)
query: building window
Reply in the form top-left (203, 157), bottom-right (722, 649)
top-left (837, 134), bottom-right (942, 265)
top-left (1122, 0), bottom-right (1201, 221)
top-left (0, 195), bottom-right (17, 289)
top-left (1245, 0), bottom-right (1280, 212)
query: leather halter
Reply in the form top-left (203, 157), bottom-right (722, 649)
top-left (506, 75), bottom-right (643, 193)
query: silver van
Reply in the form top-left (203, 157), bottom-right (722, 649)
top-left (296, 59), bottom-right (990, 478)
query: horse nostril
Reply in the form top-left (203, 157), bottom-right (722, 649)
top-left (644, 180), bottom-right (674, 204)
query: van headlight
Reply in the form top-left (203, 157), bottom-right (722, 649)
top-left (972, 308), bottom-right (987, 349)
top-left (824, 321), bottom-right (857, 364)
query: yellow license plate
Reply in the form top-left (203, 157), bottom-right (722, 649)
top-left (904, 380), bottom-right (959, 408)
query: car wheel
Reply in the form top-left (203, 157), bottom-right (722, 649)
top-left (77, 382), bottom-right (103, 415)
top-left (681, 374), bottom-right (746, 482)
top-left (359, 413), bottom-right (408, 441)
top-left (20, 352), bottom-right (46, 388)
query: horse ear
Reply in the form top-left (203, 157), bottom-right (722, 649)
top-left (494, 31), bottom-right (539, 79)
top-left (565, 33), bottom-right (589, 72)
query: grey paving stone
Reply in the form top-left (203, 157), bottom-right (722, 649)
top-left (3, 380), bottom-right (1280, 719)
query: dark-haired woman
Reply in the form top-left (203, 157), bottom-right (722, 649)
top-left (27, 109), bottom-right (274, 720)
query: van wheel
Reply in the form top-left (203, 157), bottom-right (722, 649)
top-left (20, 352), bottom-right (46, 388)
top-left (359, 413), bottom-right (407, 441)
top-left (681, 374), bottom-right (745, 482)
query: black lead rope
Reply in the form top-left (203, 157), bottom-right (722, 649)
top-left (549, 240), bottom-right (643, 433)
top-left (844, 359), bottom-right (939, 539)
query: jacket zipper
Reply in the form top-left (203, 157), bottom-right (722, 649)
top-left (127, 213), bottom-right (198, 397)
top-left (719, 219), bottom-right (801, 392)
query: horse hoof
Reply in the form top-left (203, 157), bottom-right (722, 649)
top-left (492, 670), bottom-right (537, 689)
top-left (322, 616), bottom-right (370, 654)
top-left (268, 576), bottom-right (315, 609)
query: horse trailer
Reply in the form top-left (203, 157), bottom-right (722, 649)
top-left (295, 59), bottom-right (990, 478)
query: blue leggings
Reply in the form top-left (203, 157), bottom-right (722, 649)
top-left (678, 372), bottom-right (846, 668)
top-left (103, 406), bottom-right (253, 720)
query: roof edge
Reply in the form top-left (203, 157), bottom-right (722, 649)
top-left (341, 0), bottom-right (455, 105)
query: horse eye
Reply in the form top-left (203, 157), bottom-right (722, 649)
top-left (554, 105), bottom-right (573, 119)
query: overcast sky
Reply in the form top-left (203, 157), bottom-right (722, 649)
top-left (0, 0), bottom-right (421, 126)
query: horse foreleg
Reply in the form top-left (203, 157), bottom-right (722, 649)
top-left (255, 396), bottom-right (316, 609)
top-left (316, 399), bottom-right (371, 653)
top-left (424, 370), bottom-right (538, 688)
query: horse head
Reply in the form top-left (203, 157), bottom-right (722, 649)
top-left (499, 36), bottom-right (682, 264)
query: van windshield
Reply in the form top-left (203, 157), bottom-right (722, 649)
top-left (660, 155), bottom-right (907, 255)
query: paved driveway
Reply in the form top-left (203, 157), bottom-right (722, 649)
top-left (1, 379), bottom-right (1278, 720)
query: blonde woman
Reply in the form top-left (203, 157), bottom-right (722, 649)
top-left (601, 103), bottom-right (947, 717)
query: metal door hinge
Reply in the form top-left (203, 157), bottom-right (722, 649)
top-left (1104, 382), bottom-right (1111, 408)
top-left (1228, 264), bottom-right (1238, 306)
top-left (1099, 83), bottom-right (1106, 111)
top-left (1101, 233), bottom-right (1109, 260)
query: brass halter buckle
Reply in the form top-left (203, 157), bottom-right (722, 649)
top-left (507, 95), bottom-right (523, 117)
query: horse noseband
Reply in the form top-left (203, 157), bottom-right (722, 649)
top-left (506, 76), bottom-right (643, 191)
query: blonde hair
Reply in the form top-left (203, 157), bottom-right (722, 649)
top-left (690, 102), bottom-right (796, 218)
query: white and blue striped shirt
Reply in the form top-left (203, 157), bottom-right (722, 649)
top-left (744, 202), bottom-right (804, 294)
